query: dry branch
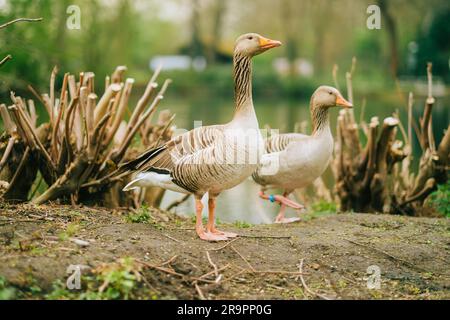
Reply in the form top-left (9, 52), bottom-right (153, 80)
top-left (0, 17), bottom-right (42, 70)
top-left (297, 259), bottom-right (334, 300)
top-left (0, 55), bottom-right (12, 67)
top-left (0, 17), bottom-right (42, 30)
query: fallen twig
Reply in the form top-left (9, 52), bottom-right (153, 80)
top-left (208, 237), bottom-right (239, 251)
top-left (163, 233), bottom-right (183, 243)
top-left (194, 283), bottom-right (206, 300)
top-left (137, 259), bottom-right (184, 278)
top-left (230, 245), bottom-right (256, 272)
top-left (158, 255), bottom-right (178, 267)
top-left (206, 251), bottom-right (219, 278)
top-left (195, 264), bottom-right (230, 282)
top-left (297, 259), bottom-right (334, 300)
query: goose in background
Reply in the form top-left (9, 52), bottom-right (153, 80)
top-left (122, 33), bottom-right (282, 241)
top-left (252, 86), bottom-right (352, 223)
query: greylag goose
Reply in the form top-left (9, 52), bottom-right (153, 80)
top-left (122, 33), bottom-right (282, 241)
top-left (252, 86), bottom-right (352, 223)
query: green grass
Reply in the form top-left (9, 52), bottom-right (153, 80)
top-left (125, 206), bottom-right (166, 230)
top-left (45, 257), bottom-right (158, 300)
top-left (428, 181), bottom-right (450, 217)
top-left (0, 276), bottom-right (16, 300)
top-left (233, 220), bottom-right (253, 229)
top-left (125, 206), bottom-right (152, 223)
top-left (58, 222), bottom-right (80, 241)
top-left (310, 200), bottom-right (338, 214)
top-left (0, 275), bottom-right (43, 300)
top-left (302, 200), bottom-right (338, 220)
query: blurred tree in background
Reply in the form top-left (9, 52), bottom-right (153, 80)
top-left (414, 9), bottom-right (450, 81)
top-left (0, 0), bottom-right (449, 98)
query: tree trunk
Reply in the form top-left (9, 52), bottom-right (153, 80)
top-left (378, 0), bottom-right (399, 77)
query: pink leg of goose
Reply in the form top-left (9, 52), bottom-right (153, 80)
top-left (258, 190), bottom-right (304, 223)
top-left (206, 196), bottom-right (238, 238)
top-left (195, 197), bottom-right (228, 241)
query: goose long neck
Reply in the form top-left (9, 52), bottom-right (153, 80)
top-left (233, 52), bottom-right (253, 113)
top-left (310, 100), bottom-right (330, 136)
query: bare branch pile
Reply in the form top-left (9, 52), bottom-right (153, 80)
top-left (0, 66), bottom-right (174, 207)
top-left (331, 60), bottom-right (449, 214)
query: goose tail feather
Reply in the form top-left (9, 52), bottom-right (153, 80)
top-left (122, 176), bottom-right (143, 191)
top-left (118, 145), bottom-right (167, 172)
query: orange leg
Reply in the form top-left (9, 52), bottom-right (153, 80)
top-left (259, 190), bottom-right (303, 223)
top-left (195, 196), bottom-right (228, 241)
top-left (258, 190), bottom-right (305, 210)
top-left (207, 197), bottom-right (238, 238)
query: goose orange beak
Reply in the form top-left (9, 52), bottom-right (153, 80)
top-left (336, 96), bottom-right (353, 108)
top-left (259, 36), bottom-right (282, 50)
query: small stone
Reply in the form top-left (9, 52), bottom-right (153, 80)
top-left (70, 238), bottom-right (90, 247)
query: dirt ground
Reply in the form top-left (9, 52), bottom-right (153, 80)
top-left (0, 202), bottom-right (449, 300)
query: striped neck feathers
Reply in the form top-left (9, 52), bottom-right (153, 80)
top-left (233, 53), bottom-right (253, 111)
top-left (310, 101), bottom-right (330, 135)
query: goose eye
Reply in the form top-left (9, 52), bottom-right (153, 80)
top-left (248, 36), bottom-right (253, 40)
top-left (328, 91), bottom-right (333, 95)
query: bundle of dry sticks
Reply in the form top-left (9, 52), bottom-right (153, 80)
top-left (0, 66), bottom-right (175, 207)
top-left (324, 60), bottom-right (448, 215)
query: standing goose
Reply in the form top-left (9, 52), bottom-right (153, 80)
top-left (122, 33), bottom-right (282, 241)
top-left (252, 86), bottom-right (352, 223)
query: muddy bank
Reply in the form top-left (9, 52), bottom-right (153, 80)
top-left (0, 203), bottom-right (448, 299)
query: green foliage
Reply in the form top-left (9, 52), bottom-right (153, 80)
top-left (310, 200), bottom-right (337, 214)
top-left (0, 276), bottom-right (16, 300)
top-left (58, 222), bottom-right (80, 241)
top-left (233, 220), bottom-right (252, 229)
top-left (413, 8), bottom-right (450, 81)
top-left (46, 257), bottom-right (155, 300)
top-left (0, 275), bottom-right (43, 299)
top-left (354, 30), bottom-right (382, 63)
top-left (44, 279), bottom-right (73, 300)
top-left (125, 206), bottom-right (152, 223)
top-left (94, 257), bottom-right (142, 300)
top-left (302, 200), bottom-right (338, 220)
top-left (428, 181), bottom-right (450, 217)
top-left (125, 206), bottom-right (166, 230)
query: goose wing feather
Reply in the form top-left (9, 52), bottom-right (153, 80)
top-left (265, 132), bottom-right (309, 153)
top-left (252, 133), bottom-right (309, 186)
top-left (120, 124), bottom-right (225, 192)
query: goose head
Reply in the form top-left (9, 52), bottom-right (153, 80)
top-left (234, 33), bottom-right (282, 57)
top-left (311, 86), bottom-right (353, 109)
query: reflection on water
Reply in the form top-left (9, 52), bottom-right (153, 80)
top-left (157, 93), bottom-right (448, 224)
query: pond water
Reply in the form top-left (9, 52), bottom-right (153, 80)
top-left (156, 93), bottom-right (449, 224)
